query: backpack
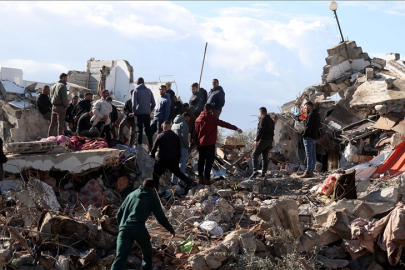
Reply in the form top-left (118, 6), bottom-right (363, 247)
top-left (199, 88), bottom-right (208, 104)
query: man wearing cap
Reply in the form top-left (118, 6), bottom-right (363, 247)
top-left (111, 178), bottom-right (175, 270)
top-left (299, 101), bottom-right (321, 178)
top-left (48, 73), bottom-right (69, 136)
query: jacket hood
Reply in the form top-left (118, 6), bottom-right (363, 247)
top-left (173, 114), bottom-right (184, 124)
top-left (137, 185), bottom-right (154, 198)
top-left (58, 79), bottom-right (67, 85)
top-left (167, 89), bottom-right (175, 97)
top-left (136, 84), bottom-right (146, 90)
top-left (198, 110), bottom-right (212, 121)
top-left (162, 130), bottom-right (177, 137)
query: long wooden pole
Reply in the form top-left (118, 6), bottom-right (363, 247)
top-left (198, 42), bottom-right (208, 88)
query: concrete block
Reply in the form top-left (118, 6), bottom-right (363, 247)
top-left (365, 68), bottom-right (374, 80)
top-left (361, 187), bottom-right (399, 204)
top-left (352, 201), bottom-right (374, 219)
top-left (371, 58), bottom-right (386, 69)
top-left (356, 178), bottom-right (371, 193)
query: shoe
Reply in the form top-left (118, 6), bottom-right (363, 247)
top-left (250, 170), bottom-right (259, 179)
top-left (298, 172), bottom-right (312, 178)
top-left (204, 177), bottom-right (213, 185)
top-left (198, 176), bottom-right (205, 185)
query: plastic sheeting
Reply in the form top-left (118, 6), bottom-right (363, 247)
top-left (375, 140), bottom-right (405, 175)
top-left (350, 150), bottom-right (393, 180)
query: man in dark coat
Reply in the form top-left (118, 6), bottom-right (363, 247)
top-left (250, 107), bottom-right (275, 179)
top-left (206, 79), bottom-right (225, 118)
top-left (36, 85), bottom-right (52, 120)
top-left (189, 82), bottom-right (204, 117)
top-left (151, 121), bottom-right (193, 191)
top-left (299, 101), bottom-right (321, 178)
top-left (72, 93), bottom-right (93, 130)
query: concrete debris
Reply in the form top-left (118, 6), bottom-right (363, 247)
top-left (2, 39), bottom-right (405, 270)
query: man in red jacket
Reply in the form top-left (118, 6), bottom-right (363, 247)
top-left (195, 104), bottom-right (242, 185)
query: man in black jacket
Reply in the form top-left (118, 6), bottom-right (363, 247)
top-left (119, 90), bottom-right (136, 145)
top-left (166, 83), bottom-right (176, 122)
top-left (151, 121), bottom-right (193, 192)
top-left (0, 136), bottom-right (7, 182)
top-left (72, 93), bottom-right (93, 129)
top-left (36, 85), bottom-right (52, 120)
top-left (300, 101), bottom-right (321, 178)
top-left (207, 79), bottom-right (225, 118)
top-left (251, 107), bottom-right (275, 179)
top-left (76, 111), bottom-right (100, 138)
top-left (189, 83), bottom-right (204, 117)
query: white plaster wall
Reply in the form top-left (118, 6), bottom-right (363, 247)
top-left (106, 60), bottom-right (132, 102)
top-left (0, 67), bottom-right (23, 86)
top-left (326, 59), bottom-right (369, 82)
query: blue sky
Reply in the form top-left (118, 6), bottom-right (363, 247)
top-left (0, 1), bottom-right (404, 130)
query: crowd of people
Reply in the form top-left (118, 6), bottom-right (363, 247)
top-left (15, 72), bottom-right (323, 270)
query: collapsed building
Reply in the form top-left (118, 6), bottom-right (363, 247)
top-left (2, 40), bottom-right (405, 270)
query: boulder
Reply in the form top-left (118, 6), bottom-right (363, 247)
top-left (257, 199), bottom-right (302, 239)
top-left (300, 229), bottom-right (341, 252)
top-left (239, 231), bottom-right (256, 254)
top-left (317, 255), bottom-right (349, 269)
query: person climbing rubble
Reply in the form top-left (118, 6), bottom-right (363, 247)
top-left (207, 78), bottom-right (225, 118)
top-left (151, 121), bottom-right (193, 192)
top-left (36, 85), bottom-right (52, 121)
top-left (195, 104), bottom-right (242, 185)
top-left (111, 178), bottom-right (175, 270)
top-left (171, 112), bottom-right (190, 185)
top-left (76, 111), bottom-right (100, 138)
top-left (250, 107), bottom-right (275, 179)
top-left (48, 73), bottom-right (69, 136)
top-left (299, 101), bottom-right (321, 178)
top-left (119, 90), bottom-right (136, 146)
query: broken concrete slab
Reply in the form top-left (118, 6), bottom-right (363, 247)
top-left (314, 199), bottom-right (395, 226)
top-left (361, 186), bottom-right (399, 204)
top-left (4, 149), bottom-right (121, 174)
top-left (299, 229), bottom-right (341, 252)
top-left (239, 231), bottom-right (256, 254)
top-left (350, 78), bottom-right (405, 110)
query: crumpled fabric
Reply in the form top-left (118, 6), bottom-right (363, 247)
top-left (68, 136), bottom-right (85, 151)
top-left (78, 179), bottom-right (104, 207)
top-left (344, 211), bottom-right (393, 260)
top-left (379, 206), bottom-right (405, 266)
top-left (81, 138), bottom-right (110, 150)
top-left (344, 205), bottom-right (405, 266)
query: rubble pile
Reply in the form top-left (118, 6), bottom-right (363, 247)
top-left (2, 40), bottom-right (405, 270)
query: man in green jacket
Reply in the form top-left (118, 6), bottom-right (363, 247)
top-left (111, 179), bottom-right (175, 270)
top-left (48, 73), bottom-right (69, 136)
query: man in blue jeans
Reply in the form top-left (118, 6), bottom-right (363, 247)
top-left (299, 101), bottom-right (321, 178)
top-left (150, 85), bottom-right (171, 136)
